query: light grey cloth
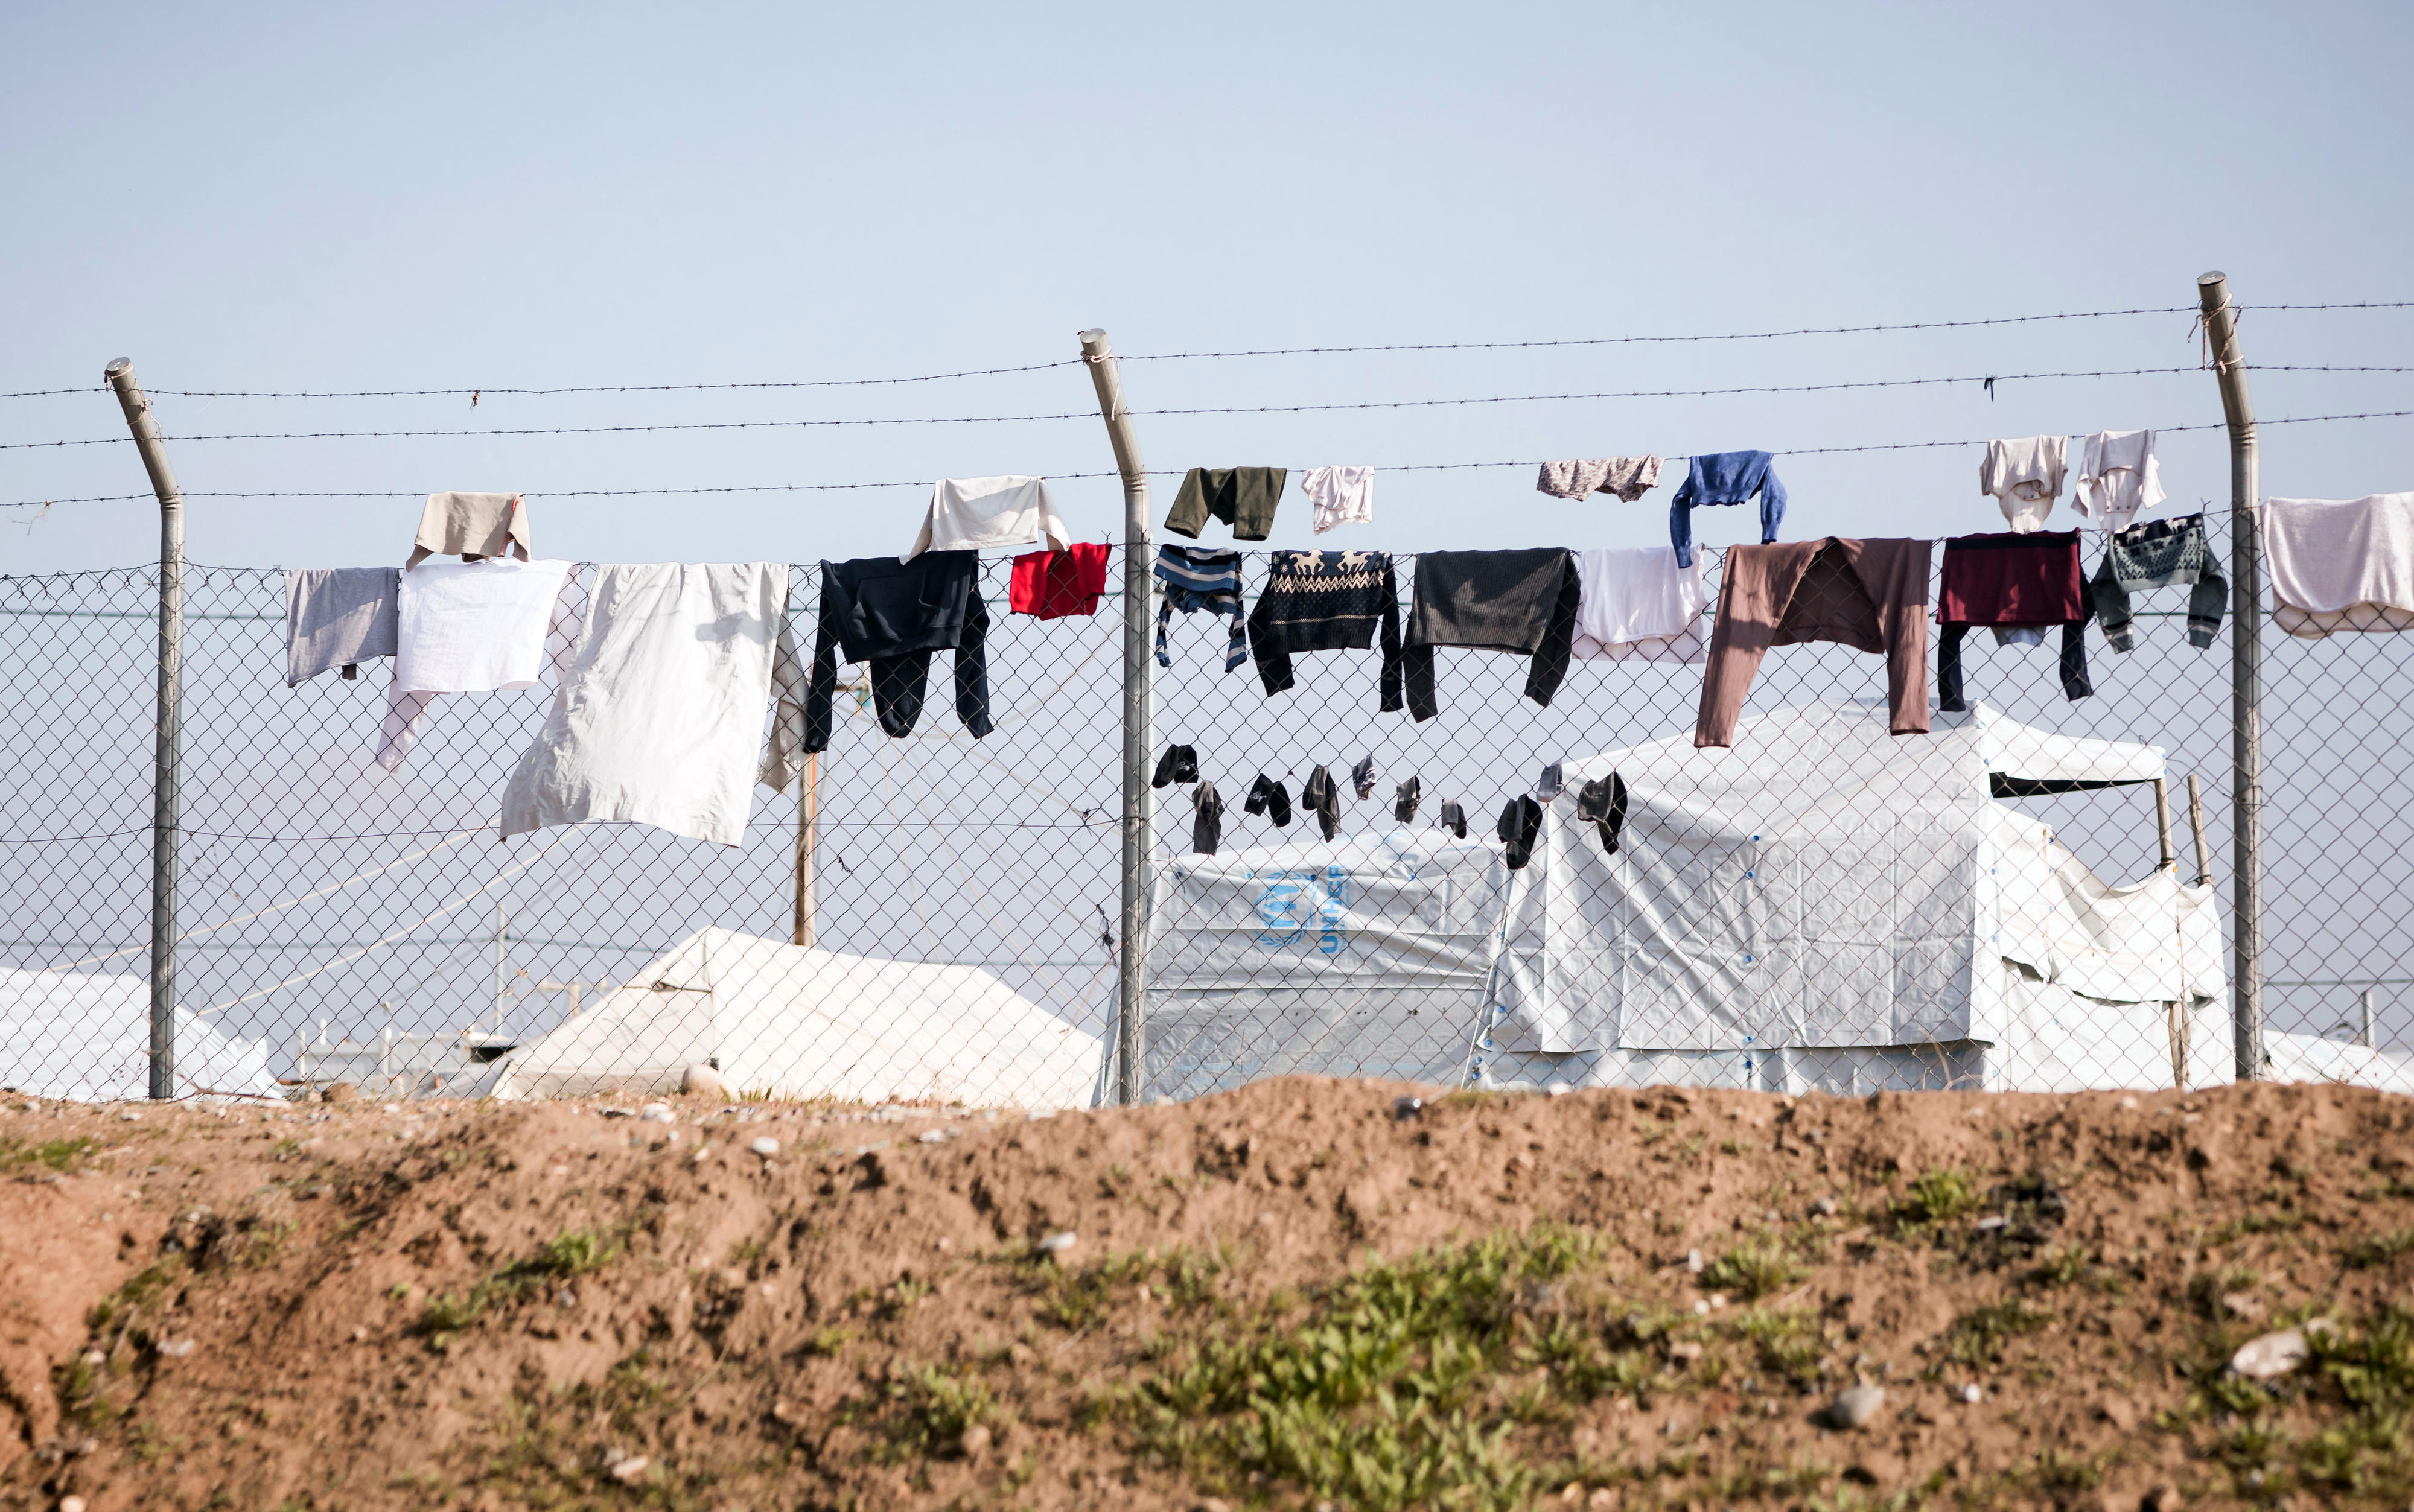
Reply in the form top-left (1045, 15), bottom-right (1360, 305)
top-left (405, 492), bottom-right (532, 568)
top-left (1536, 456), bottom-right (1663, 503)
top-left (284, 568), bottom-right (399, 687)
top-left (757, 608), bottom-right (810, 793)
top-left (1979, 435), bottom-right (2068, 532)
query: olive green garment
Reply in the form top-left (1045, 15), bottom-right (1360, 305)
top-left (1163, 467), bottom-right (1287, 541)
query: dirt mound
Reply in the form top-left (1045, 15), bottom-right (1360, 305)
top-left (6, 1078), bottom-right (2414, 1510)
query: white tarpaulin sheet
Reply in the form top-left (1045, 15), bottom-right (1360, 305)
top-left (489, 929), bottom-right (1100, 1108)
top-left (1144, 833), bottom-right (1509, 1096)
top-left (0, 969), bottom-right (281, 1101)
top-left (1497, 699), bottom-right (2219, 1059)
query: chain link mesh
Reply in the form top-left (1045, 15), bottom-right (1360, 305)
top-left (1, 520), bottom-right (2401, 1107)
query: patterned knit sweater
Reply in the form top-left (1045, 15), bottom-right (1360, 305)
top-left (1246, 549), bottom-right (1403, 707)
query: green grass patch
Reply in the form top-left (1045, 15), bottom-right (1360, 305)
top-left (1701, 1234), bottom-right (1809, 1301)
top-left (418, 1225), bottom-right (631, 1348)
top-left (1891, 1166), bottom-right (1985, 1231)
top-left (2347, 1228), bottom-right (2414, 1269)
top-left (1944, 1298), bottom-right (2054, 1368)
top-left (0, 1134), bottom-right (100, 1174)
top-left (1027, 1240), bottom-right (1233, 1332)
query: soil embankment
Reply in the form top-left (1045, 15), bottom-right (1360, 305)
top-left (5, 1078), bottom-right (2413, 1510)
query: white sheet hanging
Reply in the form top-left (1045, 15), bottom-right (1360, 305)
top-left (1570, 547), bottom-right (1709, 661)
top-left (903, 476), bottom-right (1069, 561)
top-left (500, 562), bottom-right (786, 847)
top-left (377, 558), bottom-right (574, 770)
top-left (2262, 492), bottom-right (2414, 637)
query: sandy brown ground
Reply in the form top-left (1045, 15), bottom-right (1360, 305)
top-left (4, 1078), bottom-right (2413, 1511)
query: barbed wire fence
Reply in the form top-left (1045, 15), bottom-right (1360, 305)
top-left (4, 519), bottom-right (2409, 1107)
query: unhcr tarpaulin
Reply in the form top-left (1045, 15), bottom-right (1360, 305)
top-left (487, 929), bottom-right (1100, 1108)
top-left (1144, 833), bottom-right (1509, 1096)
top-left (0, 969), bottom-right (281, 1101)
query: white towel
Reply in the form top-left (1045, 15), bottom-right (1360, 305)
top-left (1300, 465), bottom-right (1375, 533)
top-left (2072, 430), bottom-right (2165, 529)
top-left (377, 558), bottom-right (575, 770)
top-left (1570, 546), bottom-right (1708, 662)
top-left (500, 563), bottom-right (788, 847)
top-left (1979, 435), bottom-right (2068, 532)
top-left (903, 476), bottom-right (1069, 561)
top-left (2263, 493), bottom-right (2414, 637)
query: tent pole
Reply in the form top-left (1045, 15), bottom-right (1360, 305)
top-left (793, 752), bottom-right (819, 948)
top-left (2152, 778), bottom-right (2175, 871)
top-left (1078, 328), bottom-right (1153, 1107)
top-left (2185, 775), bottom-right (2211, 887)
top-left (2197, 271), bottom-right (2263, 1082)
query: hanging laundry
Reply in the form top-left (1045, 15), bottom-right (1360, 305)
top-left (2071, 430), bottom-right (2165, 530)
top-left (1695, 538), bottom-right (1931, 748)
top-left (1401, 548), bottom-right (1581, 721)
top-left (285, 567), bottom-right (398, 686)
top-left (1979, 436), bottom-right (2069, 533)
top-left (1393, 778), bottom-right (1421, 824)
top-left (1935, 532), bottom-right (2092, 712)
top-left (2091, 514), bottom-right (2225, 652)
top-left (1190, 781), bottom-right (1223, 856)
top-left (1301, 765), bottom-right (1341, 842)
top-left (377, 557), bottom-right (575, 770)
top-left (1668, 451), bottom-right (1786, 568)
top-left (1497, 795), bottom-right (1542, 870)
top-left (1438, 801), bottom-right (1468, 839)
top-left (803, 553), bottom-right (992, 749)
top-left (1351, 756), bottom-right (1377, 801)
top-left (1164, 467), bottom-right (1286, 541)
top-left (1244, 774), bottom-right (1293, 827)
top-left (1534, 761), bottom-right (1564, 801)
top-left (1248, 550), bottom-right (1404, 702)
top-left (1536, 456), bottom-right (1663, 503)
top-left (498, 563), bottom-right (786, 847)
top-left (1151, 744), bottom-right (1199, 788)
top-left (1570, 547), bottom-right (1708, 662)
top-left (1008, 541), bottom-right (1112, 620)
top-left (757, 602), bottom-right (810, 794)
top-left (1299, 465), bottom-right (1375, 534)
top-left (1575, 773), bottom-right (1628, 856)
top-left (1155, 545), bottom-right (1247, 672)
top-left (2262, 493), bottom-right (2414, 637)
top-left (404, 492), bottom-right (533, 569)
top-left (905, 476), bottom-right (1071, 561)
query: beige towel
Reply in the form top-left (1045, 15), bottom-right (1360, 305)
top-left (406, 491), bottom-right (532, 568)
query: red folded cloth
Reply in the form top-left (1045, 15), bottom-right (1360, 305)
top-left (1938, 530), bottom-right (2085, 626)
top-left (1007, 541), bottom-right (1112, 620)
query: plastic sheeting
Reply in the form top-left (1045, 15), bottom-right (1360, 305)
top-left (1495, 700), bottom-right (2215, 1058)
top-left (0, 969), bottom-right (281, 1101)
top-left (1144, 832), bottom-right (1508, 1096)
top-left (487, 929), bottom-right (1100, 1109)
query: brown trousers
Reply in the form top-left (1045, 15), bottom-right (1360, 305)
top-left (1694, 537), bottom-right (1933, 748)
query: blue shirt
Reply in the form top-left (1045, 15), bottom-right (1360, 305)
top-left (1669, 451), bottom-right (1786, 567)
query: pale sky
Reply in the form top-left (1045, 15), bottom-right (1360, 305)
top-left (4, 2), bottom-right (2409, 574)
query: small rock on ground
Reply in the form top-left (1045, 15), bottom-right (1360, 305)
top-left (749, 1137), bottom-right (780, 1157)
top-left (1829, 1384), bottom-right (1885, 1429)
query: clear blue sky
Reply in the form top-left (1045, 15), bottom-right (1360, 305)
top-left (5, 1), bottom-right (2409, 574)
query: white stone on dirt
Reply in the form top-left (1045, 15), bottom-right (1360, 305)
top-left (1958, 1383), bottom-right (1983, 1404)
top-left (155, 1338), bottom-right (196, 1359)
top-left (608, 1454), bottom-right (649, 1484)
top-left (1037, 1231), bottom-right (1077, 1256)
top-left (1813, 1196), bottom-right (1841, 1216)
top-left (1828, 1384), bottom-right (1885, 1429)
top-left (639, 1103), bottom-right (674, 1123)
top-left (749, 1137), bottom-right (780, 1157)
top-left (2231, 1320), bottom-right (2333, 1380)
top-left (60, 1497), bottom-right (87, 1512)
top-left (959, 1423), bottom-right (992, 1457)
top-left (1686, 1248), bottom-right (1704, 1274)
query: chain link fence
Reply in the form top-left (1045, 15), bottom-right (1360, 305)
top-left (3, 522), bottom-right (2407, 1107)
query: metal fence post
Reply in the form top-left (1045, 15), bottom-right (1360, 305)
top-left (2196, 272), bottom-right (2263, 1081)
top-left (103, 358), bottom-right (185, 1101)
top-left (1078, 329), bottom-right (1153, 1105)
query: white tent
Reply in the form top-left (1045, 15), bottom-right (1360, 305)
top-left (0, 968), bottom-right (282, 1101)
top-left (1493, 699), bottom-right (2230, 1093)
top-left (1145, 700), bottom-right (2252, 1097)
top-left (485, 929), bottom-right (1102, 1108)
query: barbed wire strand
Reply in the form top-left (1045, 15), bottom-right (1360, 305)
top-left (5, 407), bottom-right (2410, 512)
top-left (7, 365), bottom-right (2411, 453)
top-left (6, 300), bottom-right (2410, 402)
